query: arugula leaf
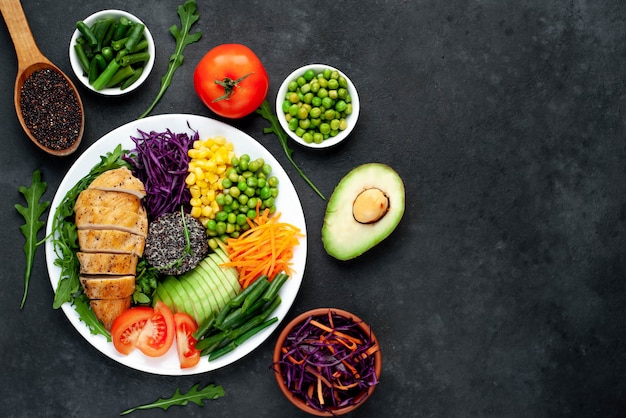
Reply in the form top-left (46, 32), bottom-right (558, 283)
top-left (256, 100), bottom-right (326, 200)
top-left (120, 383), bottom-right (225, 415)
top-left (74, 294), bottom-right (111, 341)
top-left (138, 0), bottom-right (202, 119)
top-left (15, 170), bottom-right (50, 309)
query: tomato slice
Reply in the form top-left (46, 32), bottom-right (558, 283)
top-left (134, 301), bottom-right (176, 357)
top-left (111, 306), bottom-right (154, 355)
top-left (174, 312), bottom-right (201, 369)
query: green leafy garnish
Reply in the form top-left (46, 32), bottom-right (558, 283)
top-left (120, 383), bottom-right (225, 415)
top-left (138, 0), bottom-right (202, 119)
top-left (256, 100), bottom-right (326, 200)
top-left (15, 170), bottom-right (50, 309)
top-left (133, 258), bottom-right (159, 305)
top-left (74, 294), bottom-right (111, 341)
top-left (50, 145), bottom-right (130, 319)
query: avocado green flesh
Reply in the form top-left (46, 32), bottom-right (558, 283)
top-left (322, 163), bottom-right (405, 260)
top-left (153, 251), bottom-right (243, 324)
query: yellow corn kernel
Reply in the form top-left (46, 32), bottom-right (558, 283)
top-left (190, 197), bottom-right (202, 207)
top-left (185, 172), bottom-right (196, 185)
top-left (189, 185), bottom-right (201, 198)
top-left (202, 205), bottom-right (213, 218)
top-left (190, 206), bottom-right (202, 218)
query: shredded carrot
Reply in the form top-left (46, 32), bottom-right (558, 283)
top-left (221, 203), bottom-right (303, 288)
top-left (309, 319), bottom-right (364, 346)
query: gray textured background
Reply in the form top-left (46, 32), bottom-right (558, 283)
top-left (1, 1), bottom-right (625, 417)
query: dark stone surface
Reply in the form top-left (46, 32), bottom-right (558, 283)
top-left (1, 1), bottom-right (625, 417)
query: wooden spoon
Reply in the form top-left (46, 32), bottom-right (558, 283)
top-left (0, 0), bottom-right (84, 156)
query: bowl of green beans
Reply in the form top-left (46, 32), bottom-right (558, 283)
top-left (276, 64), bottom-right (360, 149)
top-left (69, 10), bottom-right (155, 95)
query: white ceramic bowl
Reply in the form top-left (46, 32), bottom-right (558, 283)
top-left (69, 10), bottom-right (155, 95)
top-left (276, 64), bottom-right (360, 149)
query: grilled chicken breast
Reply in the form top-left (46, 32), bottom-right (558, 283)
top-left (75, 168), bottom-right (148, 330)
top-left (77, 229), bottom-right (145, 255)
top-left (88, 166), bottom-right (146, 198)
top-left (75, 206), bottom-right (148, 237)
top-left (80, 275), bottom-right (136, 299)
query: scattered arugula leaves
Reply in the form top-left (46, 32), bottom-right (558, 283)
top-left (15, 170), bottom-right (50, 309)
top-left (120, 383), bottom-right (225, 415)
top-left (138, 0), bottom-right (202, 119)
top-left (256, 100), bottom-right (326, 200)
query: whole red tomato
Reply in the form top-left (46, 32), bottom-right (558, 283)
top-left (194, 44), bottom-right (269, 118)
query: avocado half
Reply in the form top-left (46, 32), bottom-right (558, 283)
top-left (322, 163), bottom-right (405, 260)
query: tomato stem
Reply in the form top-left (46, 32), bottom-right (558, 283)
top-left (213, 72), bottom-right (253, 102)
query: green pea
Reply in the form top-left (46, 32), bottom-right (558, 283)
top-left (282, 100), bottom-right (291, 113)
top-left (321, 97), bottom-right (334, 109)
top-left (302, 132), bottom-right (313, 143)
top-left (246, 209), bottom-right (257, 219)
top-left (215, 211), bottom-right (228, 222)
top-left (206, 219), bottom-right (217, 231)
top-left (238, 194), bottom-right (249, 205)
top-left (215, 221), bottom-right (226, 235)
top-left (227, 213), bottom-right (237, 224)
top-left (288, 118), bottom-right (298, 132)
top-left (313, 132), bottom-right (324, 143)
top-left (262, 164), bottom-right (272, 176)
top-left (323, 68), bottom-right (332, 79)
top-left (299, 119), bottom-right (311, 130)
top-left (216, 193), bottom-right (226, 206)
top-left (330, 119), bottom-right (341, 130)
top-left (236, 213), bottom-right (247, 225)
top-left (288, 80), bottom-right (298, 91)
top-left (222, 178), bottom-right (232, 189)
top-left (288, 92), bottom-right (299, 104)
top-left (297, 76), bottom-right (306, 86)
top-left (324, 109), bottom-right (336, 120)
top-left (318, 87), bottom-right (328, 98)
top-left (327, 78), bottom-right (339, 90)
top-left (288, 103), bottom-right (299, 117)
top-left (311, 96), bottom-right (322, 107)
top-left (303, 69), bottom-right (315, 81)
top-left (268, 176), bottom-right (279, 187)
top-left (338, 76), bottom-right (348, 88)
top-left (229, 186), bottom-right (241, 198)
top-left (320, 123), bottom-right (331, 135)
top-left (300, 83), bottom-right (311, 94)
top-left (335, 100), bottom-right (347, 112)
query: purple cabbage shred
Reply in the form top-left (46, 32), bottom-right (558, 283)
top-left (124, 128), bottom-right (198, 220)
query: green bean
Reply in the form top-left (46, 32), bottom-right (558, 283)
top-left (87, 57), bottom-right (100, 84)
top-left (74, 43), bottom-right (90, 74)
top-left (192, 316), bottom-right (215, 341)
top-left (207, 341), bottom-right (237, 361)
top-left (92, 58), bottom-right (120, 91)
top-left (124, 23), bottom-right (145, 52)
top-left (129, 38), bottom-right (149, 53)
top-left (101, 46), bottom-right (114, 62)
top-left (241, 278), bottom-right (270, 313)
top-left (261, 273), bottom-right (289, 303)
top-left (227, 274), bottom-right (268, 308)
top-left (111, 36), bottom-right (128, 51)
top-left (93, 54), bottom-right (107, 71)
top-left (118, 52), bottom-right (150, 67)
top-left (214, 301), bottom-right (233, 328)
top-left (196, 330), bottom-right (228, 352)
top-left (234, 317), bottom-right (278, 346)
top-left (112, 16), bottom-right (131, 41)
top-left (105, 65), bottom-right (135, 88)
top-left (121, 66), bottom-right (144, 90)
top-left (92, 18), bottom-right (114, 51)
top-left (76, 21), bottom-right (97, 49)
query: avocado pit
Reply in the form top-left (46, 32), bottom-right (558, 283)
top-left (352, 188), bottom-right (389, 224)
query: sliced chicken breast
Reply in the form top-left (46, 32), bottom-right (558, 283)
top-left (75, 206), bottom-right (148, 237)
top-left (80, 275), bottom-right (136, 300)
top-left (88, 167), bottom-right (146, 199)
top-left (77, 229), bottom-right (145, 256)
top-left (77, 252), bottom-right (139, 275)
top-left (90, 297), bottom-right (132, 331)
top-left (75, 189), bottom-right (142, 213)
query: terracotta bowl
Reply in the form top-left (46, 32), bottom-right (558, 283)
top-left (272, 308), bottom-right (382, 416)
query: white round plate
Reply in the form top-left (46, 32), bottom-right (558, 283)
top-left (45, 114), bottom-right (307, 375)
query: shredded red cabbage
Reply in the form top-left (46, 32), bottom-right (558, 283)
top-left (274, 310), bottom-right (380, 413)
top-left (124, 128), bottom-right (197, 220)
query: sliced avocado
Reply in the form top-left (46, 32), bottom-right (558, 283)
top-left (178, 273), bottom-right (209, 325)
top-left (183, 265), bottom-right (221, 318)
top-left (206, 253), bottom-right (241, 296)
top-left (322, 163), bottom-right (405, 261)
top-left (161, 276), bottom-right (190, 314)
top-left (197, 259), bottom-right (232, 310)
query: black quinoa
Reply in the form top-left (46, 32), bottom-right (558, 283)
top-left (144, 211), bottom-right (209, 275)
top-left (19, 68), bottom-right (82, 151)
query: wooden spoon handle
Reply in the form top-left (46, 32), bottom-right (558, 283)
top-left (0, 0), bottom-right (49, 71)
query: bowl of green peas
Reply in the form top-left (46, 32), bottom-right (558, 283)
top-left (68, 9), bottom-right (155, 95)
top-left (276, 64), bottom-right (360, 149)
